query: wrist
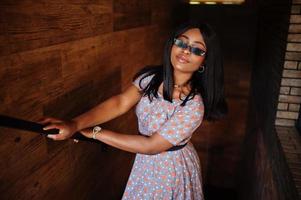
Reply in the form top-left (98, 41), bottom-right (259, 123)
top-left (69, 119), bottom-right (80, 132)
top-left (79, 128), bottom-right (93, 138)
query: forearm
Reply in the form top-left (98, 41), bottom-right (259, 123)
top-left (72, 95), bottom-right (123, 131)
top-left (89, 129), bottom-right (153, 155)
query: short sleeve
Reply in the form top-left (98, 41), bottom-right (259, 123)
top-left (157, 96), bottom-right (204, 146)
top-left (132, 74), bottom-right (154, 91)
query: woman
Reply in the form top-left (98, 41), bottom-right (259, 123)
top-left (42, 21), bottom-right (227, 199)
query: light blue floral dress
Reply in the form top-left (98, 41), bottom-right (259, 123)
top-left (122, 74), bottom-right (205, 200)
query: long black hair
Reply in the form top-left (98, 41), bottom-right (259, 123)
top-left (133, 21), bottom-right (228, 121)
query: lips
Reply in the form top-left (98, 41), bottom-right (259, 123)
top-left (176, 54), bottom-right (189, 64)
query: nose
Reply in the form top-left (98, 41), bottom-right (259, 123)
top-left (182, 47), bottom-right (191, 55)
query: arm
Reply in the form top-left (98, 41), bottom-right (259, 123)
top-left (73, 84), bottom-right (142, 131)
top-left (79, 96), bottom-right (204, 155)
top-left (42, 84), bottom-right (142, 140)
top-left (44, 82), bottom-right (173, 154)
top-left (80, 128), bottom-right (173, 155)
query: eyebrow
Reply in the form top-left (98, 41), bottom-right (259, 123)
top-left (179, 34), bottom-right (206, 49)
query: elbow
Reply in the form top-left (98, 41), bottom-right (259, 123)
top-left (144, 148), bottom-right (161, 155)
top-left (113, 95), bottom-right (127, 116)
top-left (140, 148), bottom-right (161, 155)
top-left (136, 145), bottom-right (157, 155)
top-left (139, 143), bottom-right (167, 155)
top-left (130, 140), bottom-right (153, 155)
top-left (137, 134), bottom-right (173, 155)
top-left (116, 95), bottom-right (130, 115)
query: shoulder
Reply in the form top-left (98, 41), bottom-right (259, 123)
top-left (181, 94), bottom-right (204, 121)
top-left (183, 94), bottom-right (204, 111)
top-left (133, 74), bottom-right (154, 91)
top-left (193, 93), bottom-right (204, 105)
top-left (132, 65), bottom-right (162, 91)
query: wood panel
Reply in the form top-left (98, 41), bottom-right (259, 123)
top-left (1, 145), bottom-right (73, 200)
top-left (113, 0), bottom-right (151, 31)
top-left (0, 0), bottom-right (113, 56)
top-left (0, 130), bottom-right (47, 195)
top-left (0, 0), bottom-right (179, 199)
top-left (0, 50), bottom-right (62, 119)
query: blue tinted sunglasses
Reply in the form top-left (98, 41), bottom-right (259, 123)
top-left (173, 38), bottom-right (206, 57)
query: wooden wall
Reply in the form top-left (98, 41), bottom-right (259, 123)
top-left (0, 1), bottom-right (181, 199)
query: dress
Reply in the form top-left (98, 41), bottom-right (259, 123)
top-left (121, 74), bottom-right (205, 200)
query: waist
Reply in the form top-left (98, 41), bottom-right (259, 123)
top-left (139, 133), bottom-right (187, 152)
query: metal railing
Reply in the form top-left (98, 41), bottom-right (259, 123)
top-left (0, 114), bottom-right (100, 144)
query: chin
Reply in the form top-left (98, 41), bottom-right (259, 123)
top-left (173, 63), bottom-right (197, 73)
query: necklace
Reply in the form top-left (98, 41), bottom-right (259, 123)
top-left (174, 81), bottom-right (189, 89)
top-left (174, 84), bottom-right (183, 89)
top-left (174, 81), bottom-right (190, 100)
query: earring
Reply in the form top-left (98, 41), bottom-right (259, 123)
top-left (198, 65), bottom-right (205, 73)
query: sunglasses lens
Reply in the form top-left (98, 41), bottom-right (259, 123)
top-left (191, 48), bottom-right (205, 56)
top-left (174, 39), bottom-right (186, 48)
top-left (174, 38), bottom-right (206, 56)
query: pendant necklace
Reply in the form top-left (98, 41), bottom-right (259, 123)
top-left (174, 81), bottom-right (190, 100)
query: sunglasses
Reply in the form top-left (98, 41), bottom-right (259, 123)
top-left (173, 38), bottom-right (206, 57)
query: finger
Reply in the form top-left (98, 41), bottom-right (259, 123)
top-left (38, 117), bottom-right (51, 124)
top-left (47, 134), bottom-right (57, 140)
top-left (43, 124), bottom-right (60, 131)
top-left (38, 117), bottom-right (62, 124)
top-left (47, 133), bottom-right (66, 140)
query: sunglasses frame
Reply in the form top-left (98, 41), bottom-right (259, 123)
top-left (173, 38), bottom-right (206, 57)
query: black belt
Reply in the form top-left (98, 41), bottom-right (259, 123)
top-left (139, 133), bottom-right (187, 151)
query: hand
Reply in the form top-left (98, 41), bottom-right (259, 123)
top-left (39, 117), bottom-right (78, 140)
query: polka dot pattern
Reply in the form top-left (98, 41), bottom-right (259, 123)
top-left (122, 74), bottom-right (204, 200)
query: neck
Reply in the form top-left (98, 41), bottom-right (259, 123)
top-left (173, 71), bottom-right (192, 87)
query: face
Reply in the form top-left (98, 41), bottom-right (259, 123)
top-left (170, 28), bottom-right (206, 74)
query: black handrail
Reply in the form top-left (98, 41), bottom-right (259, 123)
top-left (0, 114), bottom-right (100, 144)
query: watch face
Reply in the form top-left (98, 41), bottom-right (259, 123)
top-left (93, 126), bottom-right (102, 134)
